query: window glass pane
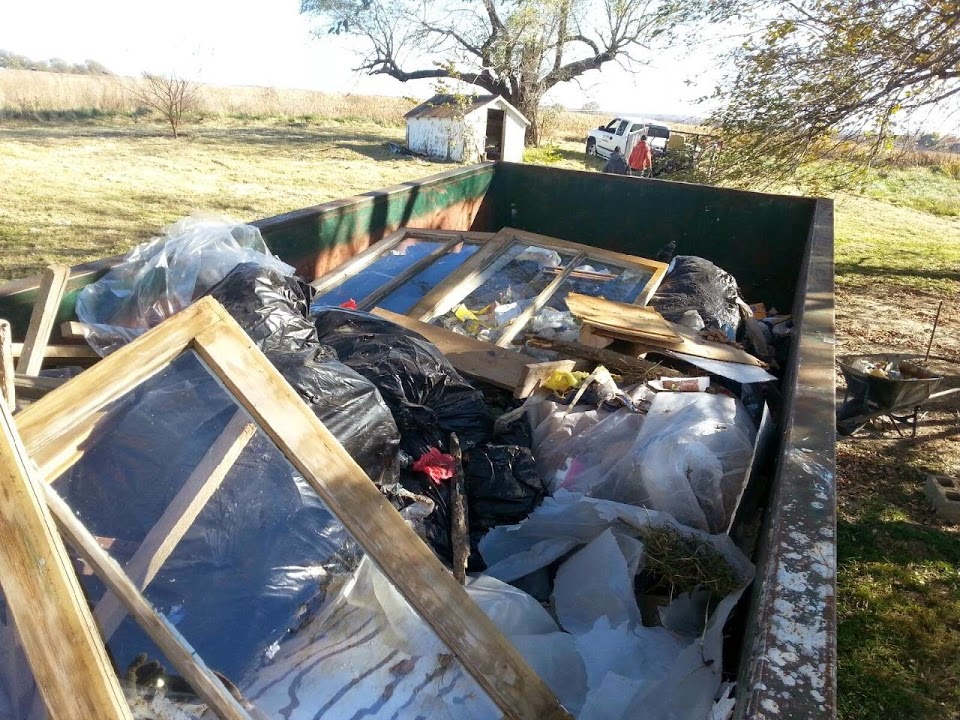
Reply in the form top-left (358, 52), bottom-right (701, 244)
top-left (312, 239), bottom-right (447, 309)
top-left (434, 243), bottom-right (575, 342)
top-left (379, 241), bottom-right (480, 314)
top-left (630, 123), bottom-right (644, 133)
top-left (616, 121), bottom-right (628, 136)
top-left (50, 351), bottom-right (498, 718)
top-left (518, 259), bottom-right (654, 342)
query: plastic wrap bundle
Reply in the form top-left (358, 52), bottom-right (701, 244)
top-left (650, 256), bottom-right (742, 337)
top-left (203, 262), bottom-right (318, 352)
top-left (52, 353), bottom-right (360, 681)
top-left (264, 347), bottom-right (400, 486)
top-left (530, 393), bottom-right (756, 533)
top-left (312, 307), bottom-right (493, 456)
top-left (76, 215), bottom-right (294, 355)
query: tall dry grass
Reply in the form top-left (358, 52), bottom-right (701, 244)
top-left (0, 69), bottom-right (416, 124)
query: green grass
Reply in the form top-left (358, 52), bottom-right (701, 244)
top-left (865, 166), bottom-right (960, 217)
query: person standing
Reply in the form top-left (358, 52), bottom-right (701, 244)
top-left (628, 134), bottom-right (653, 177)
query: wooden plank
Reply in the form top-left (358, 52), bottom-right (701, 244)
top-left (43, 488), bottom-right (254, 720)
top-left (11, 343), bottom-right (100, 361)
top-left (357, 236), bottom-right (464, 310)
top-left (15, 298), bottom-right (227, 466)
top-left (193, 318), bottom-right (572, 720)
top-left (94, 413), bottom-right (256, 640)
top-left (0, 400), bottom-right (132, 720)
top-left (522, 336), bottom-right (686, 379)
top-left (60, 320), bottom-right (90, 340)
top-left (584, 317), bottom-right (766, 367)
top-left (495, 251), bottom-right (587, 348)
top-left (13, 373), bottom-right (69, 400)
top-left (449, 433), bottom-right (469, 585)
top-left (566, 293), bottom-right (682, 343)
top-left (372, 307), bottom-right (576, 396)
top-left (16, 265), bottom-right (71, 376)
top-left (0, 320), bottom-right (14, 411)
top-left (408, 230), bottom-right (514, 320)
top-left (308, 229), bottom-right (408, 294)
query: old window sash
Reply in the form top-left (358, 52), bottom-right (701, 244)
top-left (406, 227), bottom-right (669, 346)
top-left (14, 296), bottom-right (572, 720)
top-left (309, 228), bottom-right (496, 310)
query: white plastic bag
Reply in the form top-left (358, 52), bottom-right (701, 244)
top-left (77, 214), bottom-right (294, 355)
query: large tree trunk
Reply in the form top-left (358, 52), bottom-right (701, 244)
top-left (511, 93), bottom-right (543, 146)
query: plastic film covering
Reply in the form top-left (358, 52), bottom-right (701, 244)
top-left (76, 215), bottom-right (294, 355)
top-left (529, 393), bottom-right (755, 534)
top-left (479, 490), bottom-right (756, 720)
top-left (312, 307), bottom-right (493, 456)
top-left (0, 596), bottom-right (45, 720)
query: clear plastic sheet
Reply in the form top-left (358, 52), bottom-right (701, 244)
top-left (0, 596), bottom-right (44, 720)
top-left (528, 393), bottom-right (756, 533)
top-left (77, 215), bottom-right (294, 355)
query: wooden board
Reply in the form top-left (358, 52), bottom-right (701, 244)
top-left (0, 400), bottom-right (132, 720)
top-left (16, 265), bottom-right (71, 376)
top-left (0, 320), bottom-right (14, 411)
top-left (566, 292), bottom-right (682, 344)
top-left (11, 343), bottom-right (99, 361)
top-left (372, 307), bottom-right (576, 397)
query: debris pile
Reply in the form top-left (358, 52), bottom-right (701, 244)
top-left (0, 216), bottom-right (795, 720)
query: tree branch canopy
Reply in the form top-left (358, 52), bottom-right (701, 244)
top-left (301, 0), bottom-right (734, 142)
top-left (708, 0), bottom-right (960, 189)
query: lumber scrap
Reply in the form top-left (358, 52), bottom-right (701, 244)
top-left (60, 320), bottom-right (90, 340)
top-left (94, 412), bottom-right (257, 640)
top-left (0, 320), bottom-right (14, 411)
top-left (13, 373), bottom-right (70, 400)
top-left (568, 294), bottom-right (766, 367)
top-left (0, 398), bottom-right (132, 720)
top-left (521, 336), bottom-right (686, 379)
top-left (16, 265), bottom-right (71, 376)
top-left (11, 342), bottom-right (99, 362)
top-left (449, 433), bottom-right (469, 585)
top-left (372, 307), bottom-right (576, 397)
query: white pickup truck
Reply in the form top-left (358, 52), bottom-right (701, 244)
top-left (585, 117), bottom-right (671, 159)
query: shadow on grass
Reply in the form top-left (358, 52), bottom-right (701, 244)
top-left (836, 260), bottom-right (960, 285)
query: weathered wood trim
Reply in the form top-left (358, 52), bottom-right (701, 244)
top-left (0, 400), bottom-right (132, 720)
top-left (0, 321), bottom-right (14, 411)
top-left (16, 265), bottom-right (71, 376)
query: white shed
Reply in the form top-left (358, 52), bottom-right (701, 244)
top-left (404, 94), bottom-right (530, 163)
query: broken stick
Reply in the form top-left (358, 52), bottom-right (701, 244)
top-left (520, 336), bottom-right (686, 379)
top-left (449, 433), bottom-right (469, 585)
top-left (0, 320), bottom-right (14, 411)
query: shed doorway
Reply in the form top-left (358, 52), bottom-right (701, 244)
top-left (485, 108), bottom-right (505, 160)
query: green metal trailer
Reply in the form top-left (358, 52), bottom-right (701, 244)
top-left (0, 161), bottom-right (836, 720)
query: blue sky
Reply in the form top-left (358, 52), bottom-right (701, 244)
top-left (1, 0), bottom-right (723, 120)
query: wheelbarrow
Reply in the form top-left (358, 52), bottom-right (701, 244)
top-left (836, 354), bottom-right (960, 436)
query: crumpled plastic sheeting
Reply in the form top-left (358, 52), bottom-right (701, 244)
top-left (651, 255), bottom-right (742, 338)
top-left (240, 557), bottom-right (586, 719)
top-left (77, 215), bottom-right (294, 355)
top-left (529, 393), bottom-right (755, 533)
top-left (479, 491), bottom-right (754, 720)
top-left (313, 307), bottom-right (493, 456)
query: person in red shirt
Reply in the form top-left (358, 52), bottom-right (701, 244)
top-left (628, 134), bottom-right (653, 177)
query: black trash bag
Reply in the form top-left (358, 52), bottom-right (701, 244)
top-left (264, 347), bottom-right (400, 485)
top-left (203, 262), bottom-right (319, 352)
top-left (651, 255), bottom-right (742, 336)
top-left (312, 308), bottom-right (493, 456)
top-left (388, 468), bottom-right (454, 561)
top-left (464, 444), bottom-right (546, 542)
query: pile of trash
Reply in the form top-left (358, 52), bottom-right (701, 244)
top-left (1, 216), bottom-right (786, 720)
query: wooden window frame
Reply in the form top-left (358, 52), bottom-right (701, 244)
top-left (407, 227), bottom-right (669, 344)
top-left (13, 296), bottom-right (572, 720)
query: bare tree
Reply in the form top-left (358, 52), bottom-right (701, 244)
top-left (132, 73), bottom-right (200, 139)
top-left (301, 0), bottom-right (733, 144)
